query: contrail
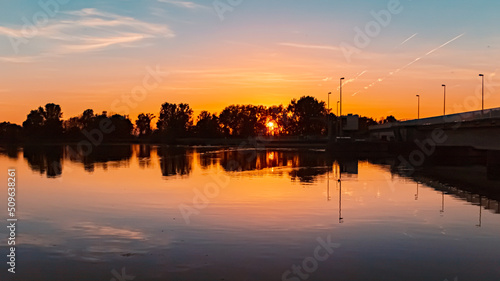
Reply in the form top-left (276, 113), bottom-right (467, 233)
top-left (424, 33), bottom-right (465, 56)
top-left (395, 33), bottom-right (418, 48)
top-left (395, 33), bottom-right (465, 73)
top-left (337, 70), bottom-right (367, 91)
top-left (352, 33), bottom-right (466, 96)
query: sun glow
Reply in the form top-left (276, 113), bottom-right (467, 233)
top-left (266, 120), bottom-right (278, 136)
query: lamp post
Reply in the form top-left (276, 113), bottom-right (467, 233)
top-left (339, 77), bottom-right (345, 137)
top-left (442, 84), bottom-right (446, 116)
top-left (327, 92), bottom-right (331, 139)
top-left (479, 74), bottom-right (484, 114)
top-left (416, 94), bottom-right (420, 119)
top-left (337, 101), bottom-right (340, 116)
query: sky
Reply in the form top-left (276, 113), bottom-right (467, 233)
top-left (1, 0), bottom-right (500, 124)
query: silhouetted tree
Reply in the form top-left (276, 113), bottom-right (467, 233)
top-left (358, 116), bottom-right (378, 131)
top-left (0, 122), bottom-right (23, 143)
top-left (22, 103), bottom-right (63, 140)
top-left (42, 103), bottom-right (63, 137)
top-left (287, 96), bottom-right (327, 136)
top-left (156, 102), bottom-right (193, 139)
top-left (135, 113), bottom-right (155, 137)
top-left (107, 114), bottom-right (133, 141)
top-left (379, 115), bottom-right (398, 124)
top-left (266, 105), bottom-right (288, 135)
top-left (22, 107), bottom-right (44, 136)
top-left (219, 105), bottom-right (267, 137)
top-left (80, 109), bottom-right (95, 129)
top-left (194, 111), bottom-right (221, 138)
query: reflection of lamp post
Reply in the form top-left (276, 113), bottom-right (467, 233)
top-left (479, 74), bottom-right (484, 115)
top-left (440, 192), bottom-right (445, 214)
top-left (338, 174), bottom-right (343, 223)
top-left (416, 95), bottom-right (420, 120)
top-left (339, 77), bottom-right (345, 137)
top-left (415, 182), bottom-right (419, 200)
top-left (476, 196), bottom-right (482, 227)
top-left (327, 167), bottom-right (331, 201)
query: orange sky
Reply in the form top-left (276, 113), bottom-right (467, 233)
top-left (1, 1), bottom-right (499, 124)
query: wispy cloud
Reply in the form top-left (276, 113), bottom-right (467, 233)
top-left (157, 0), bottom-right (208, 9)
top-left (279, 42), bottom-right (340, 52)
top-left (0, 56), bottom-right (40, 63)
top-left (0, 8), bottom-right (175, 61)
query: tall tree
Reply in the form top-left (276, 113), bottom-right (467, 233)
top-left (156, 102), bottom-right (193, 138)
top-left (287, 96), bottom-right (327, 136)
top-left (42, 103), bottom-right (63, 137)
top-left (194, 111), bottom-right (221, 138)
top-left (135, 113), bottom-right (155, 137)
top-left (219, 105), bottom-right (267, 137)
top-left (22, 103), bottom-right (63, 139)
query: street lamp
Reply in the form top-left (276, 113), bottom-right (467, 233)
top-left (328, 92), bottom-right (331, 114)
top-left (442, 84), bottom-right (446, 116)
top-left (416, 94), bottom-right (420, 119)
top-left (339, 77), bottom-right (345, 137)
top-left (337, 101), bottom-right (340, 116)
top-left (479, 74), bottom-right (484, 114)
top-left (327, 92), bottom-right (331, 138)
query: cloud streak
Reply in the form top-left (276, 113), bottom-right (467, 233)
top-left (279, 42), bottom-right (340, 52)
top-left (0, 8), bottom-right (175, 60)
top-left (157, 0), bottom-right (208, 9)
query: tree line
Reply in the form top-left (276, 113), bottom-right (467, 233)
top-left (0, 96), bottom-right (396, 143)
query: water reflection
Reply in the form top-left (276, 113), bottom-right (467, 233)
top-left (3, 144), bottom-right (500, 214)
top-left (23, 145), bottom-right (63, 178)
top-left (0, 145), bottom-right (20, 159)
top-left (2, 144), bottom-right (500, 280)
top-left (66, 145), bottom-right (132, 172)
top-left (136, 144), bottom-right (152, 168)
top-left (157, 146), bottom-right (191, 177)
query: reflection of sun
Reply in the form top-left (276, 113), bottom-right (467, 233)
top-left (267, 152), bottom-right (275, 161)
top-left (266, 120), bottom-right (277, 135)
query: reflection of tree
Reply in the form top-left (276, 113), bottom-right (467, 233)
top-left (66, 145), bottom-right (132, 172)
top-left (23, 145), bottom-right (63, 178)
top-left (0, 145), bottom-right (20, 159)
top-left (290, 167), bottom-right (330, 183)
top-left (198, 149), bottom-right (219, 170)
top-left (137, 145), bottom-right (152, 168)
top-left (158, 146), bottom-right (192, 177)
top-left (288, 152), bottom-right (331, 183)
top-left (216, 149), bottom-right (333, 183)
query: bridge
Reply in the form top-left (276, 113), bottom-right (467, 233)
top-left (369, 107), bottom-right (500, 151)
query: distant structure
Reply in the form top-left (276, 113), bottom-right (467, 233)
top-left (343, 114), bottom-right (359, 132)
top-left (368, 107), bottom-right (500, 150)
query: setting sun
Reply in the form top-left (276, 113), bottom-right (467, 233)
top-left (266, 120), bottom-right (277, 135)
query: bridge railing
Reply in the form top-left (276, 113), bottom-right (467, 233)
top-left (369, 107), bottom-right (500, 130)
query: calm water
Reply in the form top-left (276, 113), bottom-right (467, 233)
top-left (0, 145), bottom-right (499, 281)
